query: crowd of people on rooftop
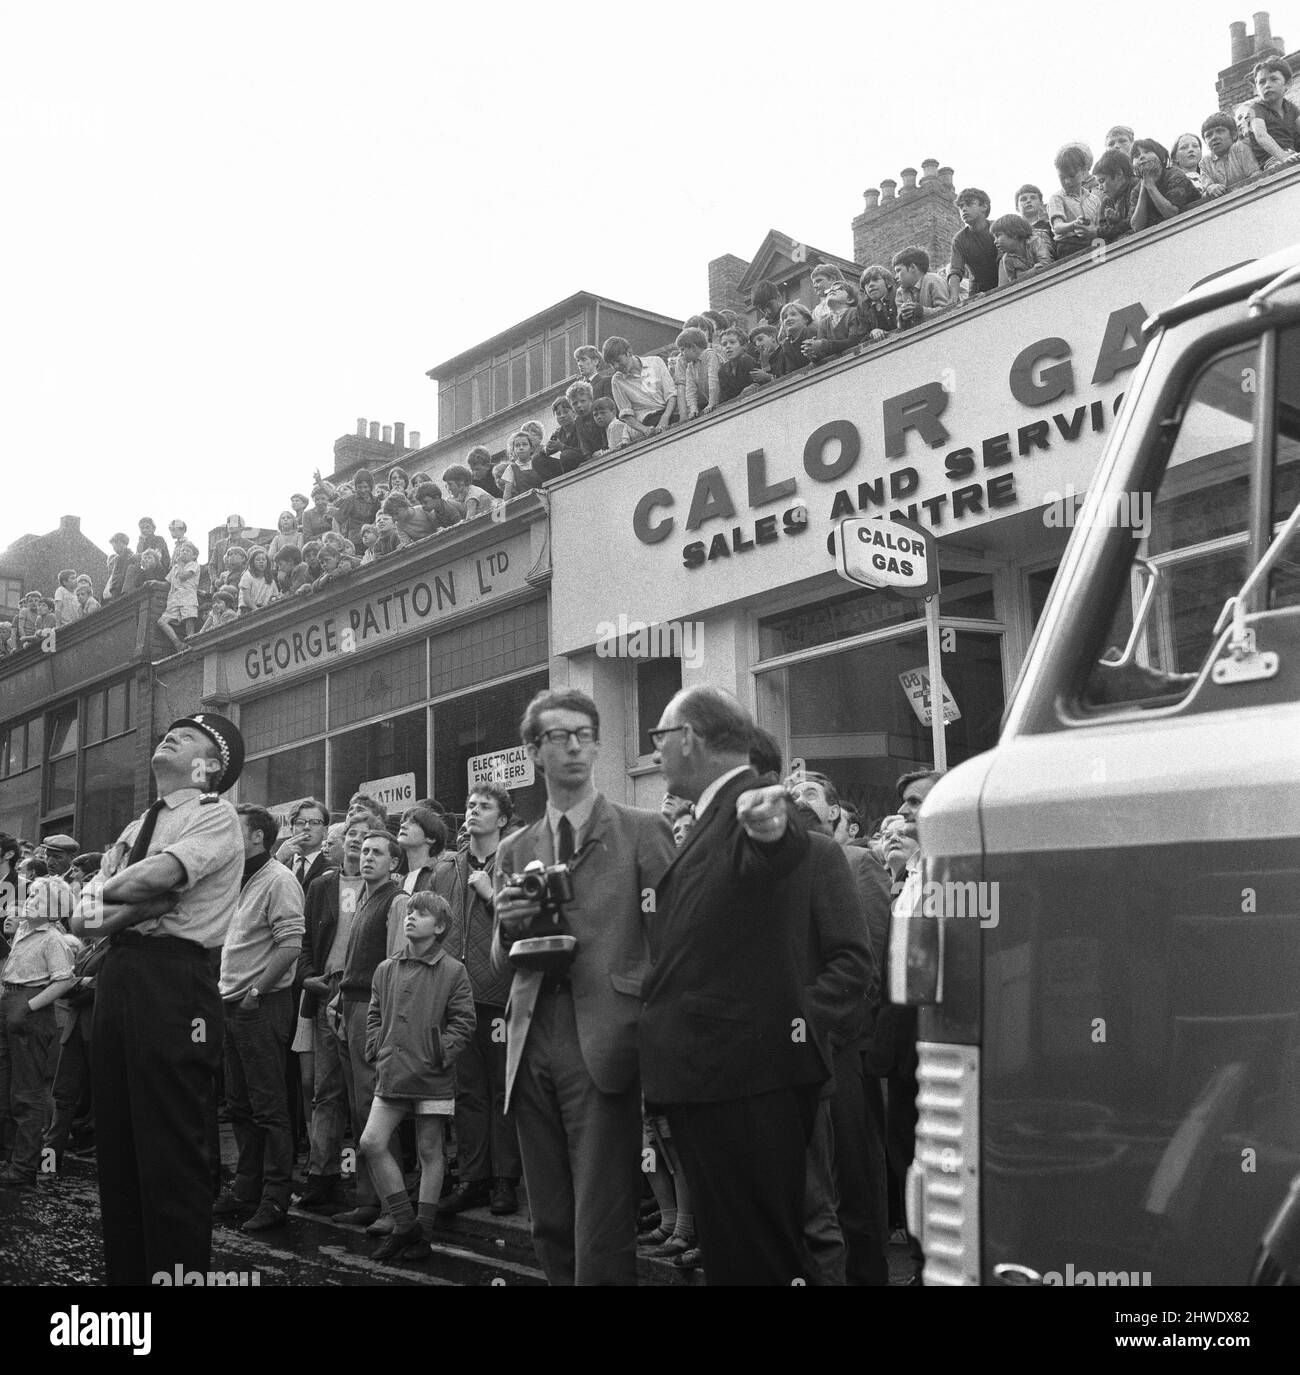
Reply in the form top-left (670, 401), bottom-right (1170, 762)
top-left (2, 58), bottom-right (1296, 666)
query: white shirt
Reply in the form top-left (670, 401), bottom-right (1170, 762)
top-left (545, 786), bottom-right (597, 859)
top-left (693, 766), bottom-right (751, 825)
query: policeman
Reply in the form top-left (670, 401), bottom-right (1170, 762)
top-left (77, 713), bottom-right (245, 1286)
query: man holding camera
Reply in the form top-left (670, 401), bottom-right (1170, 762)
top-left (492, 688), bottom-right (675, 1286)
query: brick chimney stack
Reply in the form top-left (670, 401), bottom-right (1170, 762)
top-left (852, 159), bottom-right (963, 272)
top-left (707, 253), bottom-right (752, 314)
top-left (331, 418), bottom-right (416, 484)
top-left (1217, 12), bottom-right (1295, 113)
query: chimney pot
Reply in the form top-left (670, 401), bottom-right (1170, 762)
top-left (939, 166), bottom-right (955, 190)
top-left (368, 421), bottom-right (380, 441)
top-left (880, 178), bottom-right (897, 203)
top-left (1253, 10), bottom-right (1274, 50)
top-left (900, 166), bottom-right (919, 193)
top-left (357, 417), bottom-right (367, 438)
top-left (410, 430), bottom-right (421, 450)
top-left (863, 187), bottom-right (881, 211)
top-left (382, 424), bottom-right (393, 445)
top-left (61, 515), bottom-right (79, 531)
top-left (1230, 19), bottom-right (1250, 62)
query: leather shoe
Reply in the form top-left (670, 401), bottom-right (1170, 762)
top-left (333, 1205), bottom-right (380, 1226)
top-left (437, 1180), bottom-right (490, 1214)
top-left (371, 1223), bottom-right (420, 1262)
top-left (400, 1237), bottom-right (433, 1262)
top-left (489, 1179), bottom-right (518, 1215)
top-left (241, 1202), bottom-right (288, 1233)
top-left (212, 1190), bottom-right (255, 1218)
top-left (644, 1234), bottom-right (691, 1259)
top-left (295, 1175), bottom-right (347, 1213)
top-left (366, 1213), bottom-right (396, 1236)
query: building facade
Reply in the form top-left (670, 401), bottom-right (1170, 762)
top-left (547, 171), bottom-right (1300, 826)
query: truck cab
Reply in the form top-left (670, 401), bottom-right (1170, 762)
top-left (899, 244), bottom-right (1300, 1286)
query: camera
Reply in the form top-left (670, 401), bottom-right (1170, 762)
top-left (506, 859), bottom-right (578, 973)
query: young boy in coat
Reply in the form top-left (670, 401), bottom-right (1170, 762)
top-left (361, 892), bottom-right (475, 1261)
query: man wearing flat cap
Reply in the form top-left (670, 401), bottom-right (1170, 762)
top-left (40, 834), bottom-right (78, 878)
top-left (74, 712), bottom-right (245, 1286)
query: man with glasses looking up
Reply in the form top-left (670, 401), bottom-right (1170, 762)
top-left (492, 688), bottom-right (675, 1285)
top-left (281, 800), bottom-right (331, 892)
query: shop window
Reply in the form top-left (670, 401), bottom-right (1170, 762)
top-left (1027, 566), bottom-right (1059, 633)
top-left (241, 678), bottom-right (326, 754)
top-left (0, 767), bottom-right (40, 840)
top-left (439, 387), bottom-right (455, 438)
top-left (48, 756), bottom-right (78, 814)
top-left (106, 679), bottom-right (132, 738)
top-left (25, 716), bottom-right (42, 768)
top-left (84, 690), bottom-right (106, 747)
top-left (240, 740), bottom-right (326, 814)
top-left (0, 724), bottom-right (20, 778)
top-left (756, 629), bottom-right (1005, 828)
top-left (432, 669), bottom-right (547, 821)
top-left (430, 599), bottom-right (547, 697)
top-left (330, 708), bottom-right (427, 815)
top-left (636, 657), bottom-right (681, 757)
top-left (48, 704), bottom-right (78, 761)
top-left (329, 641), bottom-right (427, 730)
top-left (82, 734), bottom-right (136, 850)
top-left (758, 569), bottom-right (991, 660)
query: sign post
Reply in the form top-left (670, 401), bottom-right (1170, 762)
top-left (831, 514), bottom-right (947, 769)
top-left (924, 593), bottom-right (947, 771)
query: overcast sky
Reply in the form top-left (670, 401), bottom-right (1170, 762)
top-left (0, 0), bottom-right (1269, 552)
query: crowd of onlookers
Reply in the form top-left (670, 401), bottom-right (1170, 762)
top-left (3, 60), bottom-right (1295, 666)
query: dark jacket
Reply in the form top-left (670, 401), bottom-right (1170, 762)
top-left (297, 867), bottom-right (350, 1015)
top-left (787, 832), bottom-right (877, 1087)
top-left (766, 333), bottom-right (813, 381)
top-left (340, 879), bottom-right (402, 1002)
top-left (432, 848), bottom-right (511, 1007)
top-left (811, 306), bottom-right (868, 362)
top-left (365, 947), bottom-right (476, 1099)
top-left (640, 769), bottom-right (831, 1104)
top-left (716, 352), bottom-right (759, 404)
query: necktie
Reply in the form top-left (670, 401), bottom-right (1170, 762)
top-left (557, 815), bottom-right (575, 863)
top-left (127, 800), bottom-right (167, 867)
top-left (294, 855), bottom-right (306, 881)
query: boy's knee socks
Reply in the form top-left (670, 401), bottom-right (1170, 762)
top-left (385, 1189), bottom-right (416, 1227)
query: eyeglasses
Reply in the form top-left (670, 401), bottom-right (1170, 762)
top-left (647, 725), bottom-right (689, 748)
top-left (536, 727), bottom-right (598, 747)
top-left (293, 818), bottom-right (326, 829)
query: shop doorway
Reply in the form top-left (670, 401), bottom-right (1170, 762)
top-left (756, 627), bottom-right (1005, 831)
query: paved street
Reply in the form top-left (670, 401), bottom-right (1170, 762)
top-left (0, 1128), bottom-right (916, 1286)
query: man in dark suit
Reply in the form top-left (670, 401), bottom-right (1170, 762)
top-left (294, 817), bottom-right (368, 1213)
top-left (641, 686), bottom-right (850, 1285)
top-left (281, 799), bottom-right (331, 892)
top-left (785, 768), bottom-right (891, 1286)
top-left (493, 688), bottom-right (675, 1285)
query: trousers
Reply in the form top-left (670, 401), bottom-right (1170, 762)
top-left (91, 935), bottom-right (222, 1285)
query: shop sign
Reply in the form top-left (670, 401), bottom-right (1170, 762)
top-left (833, 515), bottom-right (938, 597)
top-left (468, 746), bottom-right (535, 791)
top-left (358, 772), bottom-right (417, 811)
top-left (899, 666), bottom-right (961, 727)
top-left (222, 534), bottom-right (528, 692)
